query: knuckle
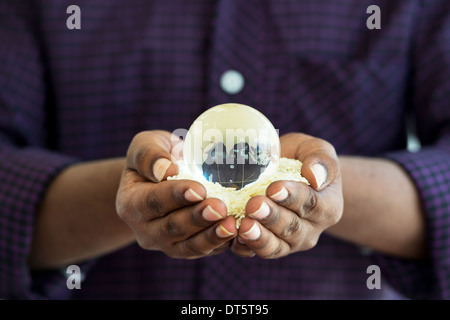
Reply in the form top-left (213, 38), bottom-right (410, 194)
top-left (147, 191), bottom-right (165, 216)
top-left (170, 182), bottom-right (190, 207)
top-left (260, 241), bottom-right (285, 259)
top-left (281, 217), bottom-right (301, 238)
top-left (301, 236), bottom-right (318, 251)
top-left (183, 241), bottom-right (210, 258)
top-left (261, 203), bottom-right (280, 228)
top-left (327, 209), bottom-right (343, 226)
top-left (135, 147), bottom-right (151, 173)
top-left (116, 187), bottom-right (141, 222)
top-left (161, 214), bottom-right (185, 238)
top-left (300, 188), bottom-right (318, 218)
top-left (312, 203), bottom-right (343, 227)
top-left (255, 237), bottom-right (285, 259)
top-left (115, 199), bottom-right (131, 221)
top-left (136, 236), bottom-right (155, 251)
top-left (117, 208), bottom-right (134, 225)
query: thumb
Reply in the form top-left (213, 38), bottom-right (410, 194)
top-left (127, 130), bottom-right (179, 182)
top-left (287, 135), bottom-right (339, 191)
top-left (301, 161), bottom-right (329, 191)
top-left (300, 149), bottom-right (340, 191)
top-left (152, 157), bottom-right (178, 182)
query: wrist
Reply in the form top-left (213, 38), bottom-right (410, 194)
top-left (29, 157), bottom-right (134, 269)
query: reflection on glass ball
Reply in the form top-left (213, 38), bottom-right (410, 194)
top-left (183, 103), bottom-right (280, 189)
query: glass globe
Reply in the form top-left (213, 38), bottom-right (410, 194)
top-left (183, 103), bottom-right (280, 189)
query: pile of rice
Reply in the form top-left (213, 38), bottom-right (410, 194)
top-left (169, 157), bottom-right (309, 227)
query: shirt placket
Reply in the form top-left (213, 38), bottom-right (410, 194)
top-left (207, 0), bottom-right (266, 109)
top-left (201, 0), bottom-right (267, 299)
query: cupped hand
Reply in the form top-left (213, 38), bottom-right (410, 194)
top-left (116, 130), bottom-right (237, 259)
top-left (231, 133), bottom-right (343, 258)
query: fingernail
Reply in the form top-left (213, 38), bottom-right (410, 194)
top-left (184, 188), bottom-right (204, 202)
top-left (310, 163), bottom-right (328, 189)
top-left (153, 158), bottom-right (172, 182)
top-left (249, 202), bottom-right (270, 220)
top-left (216, 224), bottom-right (234, 238)
top-left (269, 187), bottom-right (288, 202)
top-left (242, 222), bottom-right (261, 241)
top-left (202, 205), bottom-right (223, 221)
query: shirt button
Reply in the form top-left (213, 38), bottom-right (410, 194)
top-left (220, 70), bottom-right (245, 94)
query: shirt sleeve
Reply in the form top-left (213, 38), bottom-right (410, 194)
top-left (373, 0), bottom-right (450, 299)
top-left (0, 2), bottom-right (78, 299)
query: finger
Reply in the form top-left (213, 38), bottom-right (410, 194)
top-left (230, 237), bottom-right (256, 258)
top-left (280, 133), bottom-right (339, 191)
top-left (245, 195), bottom-right (304, 241)
top-left (238, 218), bottom-right (291, 259)
top-left (146, 180), bottom-right (207, 219)
top-left (265, 180), bottom-right (342, 229)
top-left (119, 172), bottom-right (207, 222)
top-left (246, 183), bottom-right (321, 253)
top-left (302, 160), bottom-right (330, 191)
top-left (239, 213), bottom-right (319, 256)
top-left (266, 180), bottom-right (317, 220)
top-left (158, 197), bottom-right (228, 242)
top-left (171, 216), bottom-right (237, 259)
top-left (127, 130), bottom-right (180, 182)
top-left (132, 197), bottom-right (229, 253)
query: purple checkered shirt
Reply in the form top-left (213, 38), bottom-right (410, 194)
top-left (1, 0), bottom-right (450, 299)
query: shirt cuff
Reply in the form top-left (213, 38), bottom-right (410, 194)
top-left (0, 146), bottom-right (78, 299)
top-left (373, 146), bottom-right (450, 299)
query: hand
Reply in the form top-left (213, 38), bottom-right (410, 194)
top-left (231, 133), bottom-right (343, 258)
top-left (116, 130), bottom-right (237, 259)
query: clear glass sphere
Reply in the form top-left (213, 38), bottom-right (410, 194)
top-left (183, 103), bottom-right (280, 189)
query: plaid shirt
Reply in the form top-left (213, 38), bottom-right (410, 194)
top-left (1, 0), bottom-right (449, 299)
